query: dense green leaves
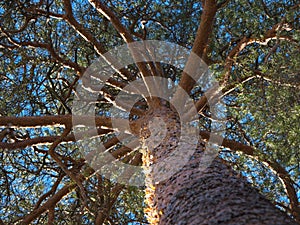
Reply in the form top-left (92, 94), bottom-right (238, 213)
top-left (0, 0), bottom-right (299, 224)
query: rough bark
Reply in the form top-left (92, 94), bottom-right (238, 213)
top-left (154, 152), bottom-right (298, 225)
top-left (141, 106), bottom-right (298, 225)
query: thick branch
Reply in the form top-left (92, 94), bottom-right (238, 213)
top-left (172, 0), bottom-right (218, 107)
top-left (192, 0), bottom-right (218, 59)
top-left (0, 128), bottom-right (111, 150)
top-left (0, 114), bottom-right (113, 129)
top-left (200, 130), bottom-right (254, 155)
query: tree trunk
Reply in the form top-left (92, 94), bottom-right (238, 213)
top-left (153, 156), bottom-right (298, 225)
top-left (142, 107), bottom-right (298, 225)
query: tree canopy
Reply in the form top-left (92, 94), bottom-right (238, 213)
top-left (0, 0), bottom-right (299, 224)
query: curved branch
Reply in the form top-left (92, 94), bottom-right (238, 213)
top-left (4, 16), bottom-right (36, 34)
top-left (0, 25), bottom-right (84, 74)
top-left (34, 174), bottom-right (65, 210)
top-left (20, 183), bottom-right (77, 224)
top-left (47, 126), bottom-right (90, 209)
top-left (222, 22), bottom-right (296, 85)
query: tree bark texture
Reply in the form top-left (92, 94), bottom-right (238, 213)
top-left (154, 154), bottom-right (298, 225)
top-left (142, 108), bottom-right (298, 225)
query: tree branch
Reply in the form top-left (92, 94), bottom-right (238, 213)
top-left (0, 128), bottom-right (111, 150)
top-left (222, 22), bottom-right (296, 85)
top-left (94, 153), bottom-right (141, 224)
top-left (47, 126), bottom-right (90, 210)
top-left (172, 0), bottom-right (218, 107)
top-left (0, 25), bottom-right (84, 74)
top-left (0, 114), bottom-right (113, 129)
top-left (47, 207), bottom-right (55, 225)
top-left (20, 183), bottom-right (77, 224)
top-left (87, 0), bottom-right (134, 43)
top-left (184, 21), bottom-right (297, 115)
top-left (87, 0), bottom-right (162, 105)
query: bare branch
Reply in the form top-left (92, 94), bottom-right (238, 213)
top-left (47, 126), bottom-right (90, 209)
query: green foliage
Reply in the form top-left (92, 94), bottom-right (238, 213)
top-left (0, 0), bottom-right (299, 223)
